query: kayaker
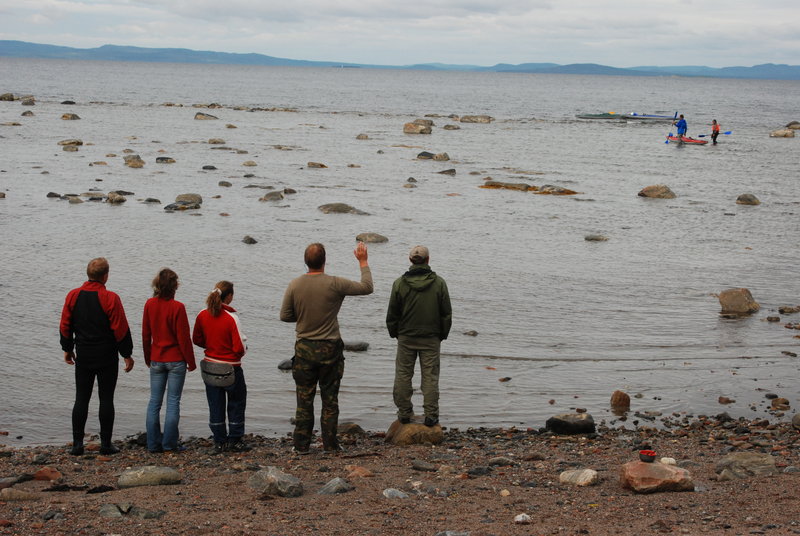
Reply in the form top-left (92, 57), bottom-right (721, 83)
top-left (711, 119), bottom-right (721, 144)
top-left (673, 114), bottom-right (687, 140)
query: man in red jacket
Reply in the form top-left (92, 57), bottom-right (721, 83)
top-left (60, 257), bottom-right (134, 455)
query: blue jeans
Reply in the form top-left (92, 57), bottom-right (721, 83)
top-left (205, 366), bottom-right (246, 444)
top-left (146, 361), bottom-right (187, 451)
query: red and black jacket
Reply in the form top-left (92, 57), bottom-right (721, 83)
top-left (60, 280), bottom-right (133, 361)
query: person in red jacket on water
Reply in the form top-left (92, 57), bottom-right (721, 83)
top-left (60, 257), bottom-right (133, 456)
top-left (142, 268), bottom-right (196, 453)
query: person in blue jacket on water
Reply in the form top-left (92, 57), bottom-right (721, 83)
top-left (673, 114), bottom-right (687, 139)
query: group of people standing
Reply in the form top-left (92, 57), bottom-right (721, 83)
top-left (59, 244), bottom-right (452, 455)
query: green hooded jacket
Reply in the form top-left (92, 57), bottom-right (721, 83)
top-left (386, 264), bottom-right (452, 340)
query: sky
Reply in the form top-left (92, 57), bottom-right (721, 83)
top-left (1, 0), bottom-right (799, 68)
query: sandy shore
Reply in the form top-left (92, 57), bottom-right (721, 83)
top-left (2, 414), bottom-right (800, 536)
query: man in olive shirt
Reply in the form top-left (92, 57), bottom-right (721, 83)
top-left (280, 242), bottom-right (373, 453)
top-left (386, 245), bottom-right (451, 427)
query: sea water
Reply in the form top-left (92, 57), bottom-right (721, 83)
top-left (1, 58), bottom-right (799, 446)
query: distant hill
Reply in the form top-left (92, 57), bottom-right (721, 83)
top-left (2, 40), bottom-right (799, 80)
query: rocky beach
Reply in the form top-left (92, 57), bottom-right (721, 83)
top-left (2, 59), bottom-right (800, 536)
top-left (2, 412), bottom-right (800, 535)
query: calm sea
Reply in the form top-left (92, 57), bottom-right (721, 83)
top-left (1, 58), bottom-right (799, 446)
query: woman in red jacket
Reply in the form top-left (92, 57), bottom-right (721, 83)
top-left (142, 268), bottom-right (196, 453)
top-left (192, 281), bottom-right (248, 454)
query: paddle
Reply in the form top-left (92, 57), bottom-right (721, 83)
top-left (665, 112), bottom-right (678, 144)
top-left (698, 131), bottom-right (732, 137)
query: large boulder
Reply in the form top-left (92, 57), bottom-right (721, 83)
top-left (718, 288), bottom-right (759, 317)
top-left (318, 203), bottom-right (369, 215)
top-left (460, 115), bottom-right (494, 123)
top-left (620, 461), bottom-right (694, 493)
top-left (770, 129), bottom-right (795, 137)
top-left (715, 452), bottom-right (777, 481)
top-left (638, 184), bottom-right (676, 199)
top-left (404, 123), bottom-right (432, 134)
top-left (248, 466), bottom-right (303, 497)
top-left (385, 420), bottom-right (443, 446)
top-left (545, 413), bottom-right (595, 434)
top-left (118, 466), bottom-right (182, 488)
top-left (736, 193), bottom-right (760, 205)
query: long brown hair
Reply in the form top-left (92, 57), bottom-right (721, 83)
top-left (206, 280), bottom-right (234, 317)
top-left (152, 268), bottom-right (179, 299)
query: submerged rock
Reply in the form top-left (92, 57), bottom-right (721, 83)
top-left (194, 112), bottom-right (218, 120)
top-left (355, 232), bottom-right (388, 243)
top-left (460, 115), bottom-right (494, 123)
top-left (638, 184), bottom-right (676, 199)
top-left (318, 203), bottom-right (369, 215)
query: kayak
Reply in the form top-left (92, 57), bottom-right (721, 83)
top-left (666, 135), bottom-right (708, 145)
top-left (576, 112), bottom-right (676, 122)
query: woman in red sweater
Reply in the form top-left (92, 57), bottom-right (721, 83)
top-left (192, 281), bottom-right (248, 454)
top-left (142, 268), bottom-right (196, 453)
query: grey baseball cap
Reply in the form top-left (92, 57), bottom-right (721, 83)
top-left (409, 245), bottom-right (429, 261)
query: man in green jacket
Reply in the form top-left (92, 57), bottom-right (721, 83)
top-left (386, 245), bottom-right (452, 427)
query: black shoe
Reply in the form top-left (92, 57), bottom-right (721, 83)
top-left (292, 446), bottom-right (310, 456)
top-left (227, 439), bottom-right (251, 453)
top-left (210, 443), bottom-right (226, 455)
top-left (99, 443), bottom-right (120, 455)
top-left (69, 444), bottom-right (84, 456)
top-left (424, 417), bottom-right (439, 427)
top-left (398, 416), bottom-right (411, 424)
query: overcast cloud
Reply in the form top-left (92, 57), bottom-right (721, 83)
top-left (1, 0), bottom-right (798, 67)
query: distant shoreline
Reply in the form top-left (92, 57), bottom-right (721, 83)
top-left (2, 40), bottom-right (800, 80)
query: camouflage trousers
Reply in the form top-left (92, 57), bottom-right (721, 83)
top-left (292, 338), bottom-right (345, 451)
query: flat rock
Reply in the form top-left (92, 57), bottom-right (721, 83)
top-left (460, 115), bottom-right (494, 123)
top-left (620, 461), bottom-right (694, 493)
top-left (118, 466), bottom-right (181, 488)
top-left (715, 452), bottom-right (778, 481)
top-left (355, 232), bottom-right (388, 243)
top-left (317, 477), bottom-right (353, 495)
top-left (0, 488), bottom-right (40, 501)
top-left (318, 203), bottom-right (369, 215)
top-left (248, 466), bottom-right (303, 497)
top-left (770, 129), bottom-right (795, 137)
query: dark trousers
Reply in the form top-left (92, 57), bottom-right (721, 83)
top-left (72, 358), bottom-right (119, 445)
top-left (205, 366), bottom-right (247, 444)
top-left (292, 339), bottom-right (344, 451)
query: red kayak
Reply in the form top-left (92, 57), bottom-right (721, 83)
top-left (666, 135), bottom-right (708, 145)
